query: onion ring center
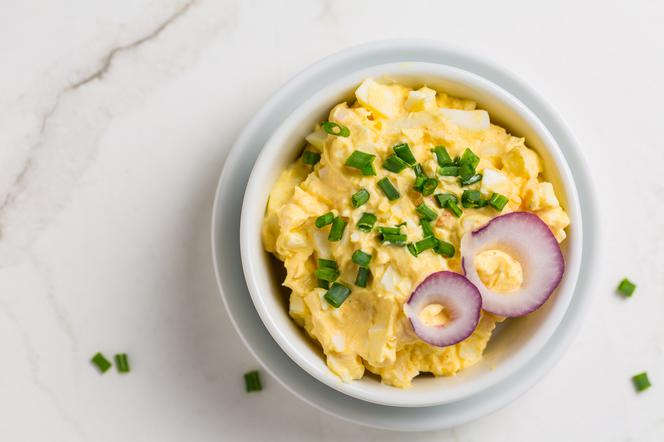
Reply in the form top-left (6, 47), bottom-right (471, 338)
top-left (473, 249), bottom-right (524, 293)
top-left (418, 303), bottom-right (452, 327)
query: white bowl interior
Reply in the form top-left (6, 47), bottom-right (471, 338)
top-left (240, 62), bottom-right (582, 407)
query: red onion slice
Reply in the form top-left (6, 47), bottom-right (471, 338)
top-left (461, 212), bottom-right (565, 317)
top-left (404, 271), bottom-right (482, 347)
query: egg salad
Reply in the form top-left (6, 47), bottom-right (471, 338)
top-left (261, 78), bottom-right (570, 388)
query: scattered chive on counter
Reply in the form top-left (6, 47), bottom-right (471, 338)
top-left (301, 150), bottom-right (321, 165)
top-left (328, 217), bottom-right (347, 241)
top-left (617, 278), bottom-right (636, 297)
top-left (351, 188), bottom-right (370, 208)
top-left (377, 177), bottom-right (400, 201)
top-left (321, 121), bottom-right (350, 137)
top-left (324, 282), bottom-right (351, 308)
top-left (632, 372), bottom-right (651, 392)
top-left (315, 212), bottom-right (335, 228)
top-left (91, 352), bottom-right (112, 374)
top-left (115, 353), bottom-right (130, 373)
top-left (357, 213), bottom-right (377, 232)
top-left (244, 370), bottom-right (262, 392)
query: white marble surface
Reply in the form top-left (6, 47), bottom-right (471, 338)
top-left (1, 0), bottom-right (663, 440)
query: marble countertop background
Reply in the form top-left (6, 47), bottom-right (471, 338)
top-left (1, 0), bottom-right (663, 440)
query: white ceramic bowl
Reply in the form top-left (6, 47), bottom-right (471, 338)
top-left (240, 62), bottom-right (582, 408)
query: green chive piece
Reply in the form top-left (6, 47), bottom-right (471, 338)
top-left (407, 243), bottom-right (419, 257)
top-left (361, 162), bottom-right (377, 176)
top-left (393, 143), bottom-right (416, 166)
top-left (315, 267), bottom-right (340, 282)
top-left (382, 154), bottom-right (409, 173)
top-left (315, 212), bottom-right (335, 228)
top-left (416, 203), bottom-right (438, 221)
top-left (438, 166), bottom-right (460, 177)
top-left (357, 213), bottom-right (377, 232)
top-left (414, 176), bottom-right (426, 191)
top-left (421, 178), bottom-right (439, 196)
top-left (632, 372), bottom-right (651, 392)
top-left (328, 217), bottom-right (347, 241)
top-left (459, 148), bottom-right (480, 169)
top-left (461, 190), bottom-right (488, 208)
top-left (377, 226), bottom-right (400, 235)
top-left (415, 236), bottom-right (439, 254)
top-left (434, 192), bottom-right (458, 208)
top-left (318, 258), bottom-right (338, 269)
top-left (460, 173), bottom-right (483, 186)
top-left (244, 370), bottom-right (262, 392)
top-left (115, 353), bottom-right (130, 373)
top-left (352, 250), bottom-right (372, 266)
top-left (91, 352), bottom-right (112, 374)
top-left (345, 151), bottom-right (375, 172)
top-left (489, 193), bottom-right (509, 211)
top-left (413, 163), bottom-right (425, 177)
top-left (301, 150), bottom-right (321, 165)
top-left (432, 146), bottom-right (453, 167)
top-left (377, 177), bottom-right (400, 201)
top-left (321, 121), bottom-right (350, 137)
top-left (380, 233), bottom-right (407, 245)
top-left (318, 278), bottom-right (330, 289)
top-left (617, 278), bottom-right (636, 297)
top-left (355, 267), bottom-right (370, 288)
top-left (447, 200), bottom-right (463, 218)
top-left (351, 188), bottom-right (370, 208)
top-left (324, 282), bottom-right (351, 308)
top-left (420, 218), bottom-right (434, 237)
top-left (435, 240), bottom-right (456, 257)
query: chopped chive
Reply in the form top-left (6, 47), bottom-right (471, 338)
top-left (459, 148), bottom-right (480, 169)
top-left (315, 212), bottom-right (335, 228)
top-left (317, 278), bottom-right (330, 289)
top-left (301, 150), bottom-right (321, 165)
top-left (432, 146), bottom-right (453, 166)
top-left (435, 240), bottom-right (456, 257)
top-left (352, 250), bottom-right (372, 266)
top-left (351, 188), bottom-right (370, 208)
top-left (377, 177), bottom-right (400, 201)
top-left (357, 213), bottom-right (377, 232)
top-left (382, 154), bottom-right (409, 173)
top-left (420, 218), bottom-right (434, 237)
top-left (632, 372), bottom-right (651, 392)
top-left (414, 236), bottom-right (439, 254)
top-left (318, 258), bottom-right (338, 270)
top-left (115, 353), bottom-right (130, 373)
top-left (380, 233), bottom-right (407, 245)
top-left (434, 192), bottom-right (458, 208)
top-left (328, 217), bottom-right (347, 241)
top-left (393, 143), bottom-right (416, 166)
top-left (421, 178), bottom-right (439, 196)
top-left (360, 162), bottom-right (377, 176)
top-left (315, 267), bottom-right (340, 282)
top-left (617, 278), bottom-right (636, 297)
top-left (321, 121), bottom-right (350, 137)
top-left (447, 200), bottom-right (463, 218)
top-left (324, 282), bottom-right (351, 308)
top-left (377, 226), bottom-right (401, 235)
top-left (413, 163), bottom-right (425, 177)
top-left (345, 151), bottom-right (375, 172)
top-left (244, 370), bottom-right (262, 392)
top-left (489, 193), bottom-right (509, 211)
top-left (416, 203), bottom-right (438, 221)
top-left (438, 166), bottom-right (459, 176)
top-left (461, 190), bottom-right (488, 208)
top-left (91, 352), bottom-right (112, 374)
top-left (414, 176), bottom-right (426, 191)
top-left (355, 267), bottom-right (370, 288)
top-left (407, 243), bottom-right (418, 257)
top-left (460, 173), bottom-right (483, 186)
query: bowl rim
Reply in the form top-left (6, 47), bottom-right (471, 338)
top-left (239, 61), bottom-right (583, 407)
